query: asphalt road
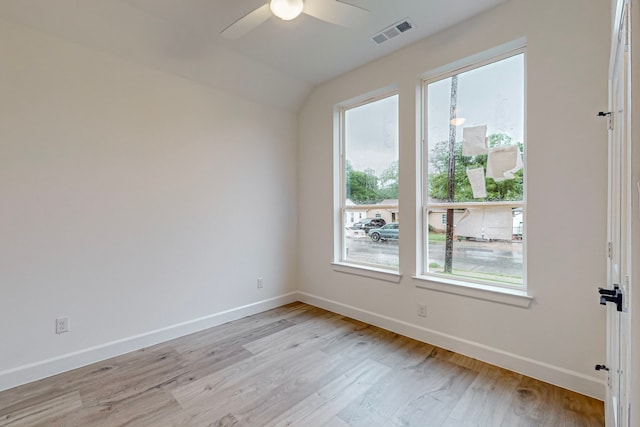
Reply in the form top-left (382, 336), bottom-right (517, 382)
top-left (345, 237), bottom-right (523, 279)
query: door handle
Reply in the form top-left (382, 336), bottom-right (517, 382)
top-left (598, 284), bottom-right (623, 312)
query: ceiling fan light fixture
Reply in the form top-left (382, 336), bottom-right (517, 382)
top-left (450, 117), bottom-right (467, 126)
top-left (270, 0), bottom-right (304, 20)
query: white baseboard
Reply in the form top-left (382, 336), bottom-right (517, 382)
top-left (1, 291), bottom-right (605, 401)
top-left (296, 292), bottom-right (605, 401)
top-left (0, 293), bottom-right (299, 393)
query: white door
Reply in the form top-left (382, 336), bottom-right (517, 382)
top-left (604, 1), bottom-right (632, 425)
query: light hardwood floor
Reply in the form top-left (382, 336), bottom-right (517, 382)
top-left (0, 303), bottom-right (604, 426)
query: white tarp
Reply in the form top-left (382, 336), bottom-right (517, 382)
top-left (462, 125), bottom-right (488, 156)
top-left (486, 145), bottom-right (522, 181)
top-left (466, 167), bottom-right (487, 199)
top-left (455, 207), bottom-right (513, 240)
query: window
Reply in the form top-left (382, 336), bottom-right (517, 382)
top-left (338, 93), bottom-right (399, 271)
top-left (422, 51), bottom-right (525, 288)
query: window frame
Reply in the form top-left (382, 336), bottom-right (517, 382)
top-left (418, 45), bottom-right (528, 293)
top-left (332, 89), bottom-right (401, 280)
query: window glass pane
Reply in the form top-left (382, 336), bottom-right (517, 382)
top-left (426, 207), bottom-right (524, 285)
top-left (425, 53), bottom-right (524, 286)
top-left (427, 55), bottom-right (524, 204)
top-left (343, 94), bottom-right (399, 270)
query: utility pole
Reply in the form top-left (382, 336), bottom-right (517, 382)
top-left (445, 75), bottom-right (458, 273)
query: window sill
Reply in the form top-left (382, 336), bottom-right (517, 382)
top-left (413, 275), bottom-right (533, 308)
top-left (332, 262), bottom-right (402, 283)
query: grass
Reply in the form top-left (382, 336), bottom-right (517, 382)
top-left (427, 266), bottom-right (523, 285)
top-left (428, 233), bottom-right (447, 242)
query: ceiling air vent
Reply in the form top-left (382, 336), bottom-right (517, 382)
top-left (372, 18), bottom-right (414, 45)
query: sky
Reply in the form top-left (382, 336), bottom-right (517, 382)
top-left (427, 54), bottom-right (524, 146)
top-left (344, 94), bottom-right (399, 176)
top-left (343, 53), bottom-right (524, 177)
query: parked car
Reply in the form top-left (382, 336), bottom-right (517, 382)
top-left (352, 218), bottom-right (386, 233)
top-left (369, 222), bottom-right (399, 242)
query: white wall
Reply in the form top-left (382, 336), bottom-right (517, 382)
top-left (298, 0), bottom-right (609, 399)
top-left (0, 19), bottom-right (298, 390)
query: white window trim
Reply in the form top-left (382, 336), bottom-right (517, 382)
top-left (413, 274), bottom-right (533, 308)
top-left (332, 262), bottom-right (402, 283)
top-left (333, 88), bottom-right (400, 274)
top-left (418, 40), bottom-right (531, 299)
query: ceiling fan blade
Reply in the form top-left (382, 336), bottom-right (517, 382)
top-left (221, 3), bottom-right (271, 40)
top-left (303, 0), bottom-right (369, 27)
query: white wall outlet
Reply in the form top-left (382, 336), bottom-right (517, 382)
top-left (56, 317), bottom-right (69, 334)
top-left (257, 277), bottom-right (263, 288)
top-left (417, 304), bottom-right (427, 318)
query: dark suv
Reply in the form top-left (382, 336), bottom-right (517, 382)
top-left (352, 218), bottom-right (386, 234)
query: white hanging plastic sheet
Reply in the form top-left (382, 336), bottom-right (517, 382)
top-left (466, 167), bottom-right (487, 198)
top-left (486, 145), bottom-right (521, 181)
top-left (462, 125), bottom-right (488, 156)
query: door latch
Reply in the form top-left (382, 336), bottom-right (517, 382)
top-left (595, 364), bottom-right (609, 371)
top-left (598, 111), bottom-right (614, 130)
top-left (598, 284), bottom-right (623, 312)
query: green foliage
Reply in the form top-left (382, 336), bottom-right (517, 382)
top-left (346, 133), bottom-right (522, 205)
top-left (346, 161), bottom-right (380, 204)
top-left (377, 161), bottom-right (398, 200)
top-left (428, 133), bottom-right (523, 202)
top-left (346, 160), bottom-right (399, 204)
top-left (428, 233), bottom-right (446, 242)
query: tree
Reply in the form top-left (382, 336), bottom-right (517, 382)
top-left (428, 133), bottom-right (523, 202)
top-left (346, 161), bottom-right (380, 204)
top-left (378, 160), bottom-right (398, 200)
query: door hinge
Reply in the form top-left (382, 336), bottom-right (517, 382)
top-left (608, 241), bottom-right (613, 258)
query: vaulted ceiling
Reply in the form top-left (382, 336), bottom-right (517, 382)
top-left (0, 0), bottom-right (506, 110)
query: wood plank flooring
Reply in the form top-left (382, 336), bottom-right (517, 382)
top-left (0, 303), bottom-right (604, 426)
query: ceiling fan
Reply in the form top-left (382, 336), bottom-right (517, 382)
top-left (221, 0), bottom-right (369, 40)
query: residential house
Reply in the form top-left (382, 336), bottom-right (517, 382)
top-left (428, 206), bottom-right (518, 241)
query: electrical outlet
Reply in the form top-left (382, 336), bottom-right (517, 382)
top-left (417, 304), bottom-right (427, 318)
top-left (56, 317), bottom-right (69, 334)
top-left (257, 277), bottom-right (263, 288)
